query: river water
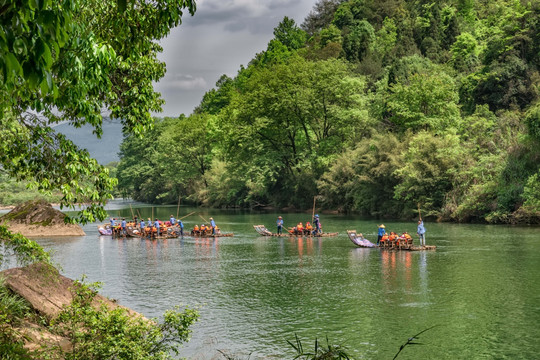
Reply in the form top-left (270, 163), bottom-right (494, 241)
top-left (5, 201), bottom-right (540, 359)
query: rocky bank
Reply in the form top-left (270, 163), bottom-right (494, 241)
top-left (0, 200), bottom-right (85, 236)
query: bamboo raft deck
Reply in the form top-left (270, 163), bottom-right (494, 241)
top-left (98, 224), bottom-right (181, 239)
top-left (347, 230), bottom-right (436, 251)
top-left (254, 225), bottom-right (338, 238)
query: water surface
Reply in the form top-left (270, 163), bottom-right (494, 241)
top-left (8, 202), bottom-right (540, 359)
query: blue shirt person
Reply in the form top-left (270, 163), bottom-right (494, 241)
top-left (276, 216), bottom-right (283, 234)
top-left (154, 219), bottom-right (160, 237)
top-left (140, 220), bottom-right (145, 232)
top-left (110, 217), bottom-right (116, 227)
top-left (210, 217), bottom-right (216, 234)
top-left (178, 219), bottom-right (184, 236)
top-left (313, 215), bottom-right (321, 234)
top-left (377, 224), bottom-right (386, 245)
top-left (417, 219), bottom-right (426, 247)
top-left (121, 218), bottom-right (127, 235)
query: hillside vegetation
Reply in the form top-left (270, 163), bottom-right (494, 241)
top-left (117, 0), bottom-right (540, 223)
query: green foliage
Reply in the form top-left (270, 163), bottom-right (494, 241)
top-left (0, 278), bottom-right (34, 360)
top-left (386, 67), bottom-right (461, 131)
top-left (525, 103), bottom-right (540, 141)
top-left (288, 334), bottom-right (353, 360)
top-left (394, 131), bottom-right (465, 218)
top-left (523, 170), bottom-right (540, 211)
top-left (0, 226), bottom-right (51, 266)
top-left (273, 17), bottom-right (308, 51)
top-left (46, 279), bottom-right (199, 360)
top-left (113, 0), bottom-right (540, 223)
top-left (343, 20), bottom-right (375, 62)
top-left (0, 0), bottom-right (196, 224)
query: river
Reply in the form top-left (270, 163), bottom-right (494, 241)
top-left (5, 201), bottom-right (540, 359)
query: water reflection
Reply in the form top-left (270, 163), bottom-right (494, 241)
top-left (12, 205), bottom-right (540, 359)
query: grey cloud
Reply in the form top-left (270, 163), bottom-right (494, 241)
top-left (159, 74), bottom-right (208, 90)
top-left (184, 0), bottom-right (306, 34)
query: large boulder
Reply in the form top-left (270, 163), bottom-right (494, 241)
top-left (1, 263), bottom-right (145, 354)
top-left (0, 200), bottom-right (85, 236)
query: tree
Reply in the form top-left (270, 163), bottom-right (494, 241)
top-left (386, 66), bottom-right (461, 131)
top-left (301, 0), bottom-right (343, 36)
top-left (273, 16), bottom-right (307, 51)
top-left (0, 0), bottom-right (196, 223)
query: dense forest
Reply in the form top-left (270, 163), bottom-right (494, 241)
top-left (116, 0), bottom-right (540, 223)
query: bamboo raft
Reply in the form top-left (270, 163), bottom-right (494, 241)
top-left (347, 230), bottom-right (436, 251)
top-left (254, 225), bottom-right (338, 238)
top-left (98, 223), bottom-right (181, 239)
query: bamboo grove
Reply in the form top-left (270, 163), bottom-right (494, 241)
top-left (117, 0), bottom-right (540, 223)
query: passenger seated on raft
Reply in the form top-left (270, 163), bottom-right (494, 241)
top-left (192, 224), bottom-right (200, 235)
top-left (388, 232), bottom-right (398, 246)
top-left (200, 224), bottom-right (207, 234)
top-left (380, 234), bottom-right (389, 246)
top-left (305, 222), bottom-right (313, 235)
top-left (398, 232), bottom-right (413, 247)
top-left (296, 222), bottom-right (304, 235)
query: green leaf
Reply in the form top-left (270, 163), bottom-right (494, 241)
top-left (118, 0), bottom-right (127, 12)
top-left (5, 52), bottom-right (23, 78)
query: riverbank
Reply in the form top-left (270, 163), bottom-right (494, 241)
top-left (0, 200), bottom-right (85, 236)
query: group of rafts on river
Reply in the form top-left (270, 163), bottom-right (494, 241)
top-left (98, 213), bottom-right (435, 251)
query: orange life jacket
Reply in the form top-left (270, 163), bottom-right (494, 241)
top-left (194, 225), bottom-right (199, 231)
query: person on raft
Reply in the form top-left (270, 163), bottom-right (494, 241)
top-left (169, 215), bottom-right (176, 225)
top-left (154, 218), bottom-right (160, 237)
top-left (313, 214), bottom-right (321, 234)
top-left (417, 218), bottom-right (426, 247)
top-left (139, 219), bottom-right (145, 233)
top-left (377, 224), bottom-right (386, 245)
top-left (276, 216), bottom-right (283, 234)
top-left (178, 218), bottom-right (184, 236)
top-left (305, 222), bottom-right (313, 235)
top-left (210, 217), bottom-right (216, 234)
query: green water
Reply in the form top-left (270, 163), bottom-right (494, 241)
top-left (28, 202), bottom-right (540, 359)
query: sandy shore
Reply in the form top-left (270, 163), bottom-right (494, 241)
top-left (4, 223), bottom-right (86, 237)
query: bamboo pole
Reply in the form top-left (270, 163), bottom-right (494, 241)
top-left (417, 203), bottom-right (422, 220)
top-left (176, 196), bottom-right (181, 218)
top-left (199, 214), bottom-right (209, 223)
top-left (152, 207), bottom-right (154, 221)
top-left (179, 211), bottom-right (196, 220)
top-left (129, 204), bottom-right (135, 219)
top-left (312, 196), bottom-right (317, 221)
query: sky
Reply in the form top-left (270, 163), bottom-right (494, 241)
top-left (153, 0), bottom-right (319, 117)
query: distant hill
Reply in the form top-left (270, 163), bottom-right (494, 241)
top-left (53, 120), bottom-right (123, 165)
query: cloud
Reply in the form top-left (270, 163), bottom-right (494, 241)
top-left (160, 74), bottom-right (208, 90)
top-left (184, 0), bottom-right (305, 34)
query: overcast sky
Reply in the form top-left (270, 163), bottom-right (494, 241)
top-left (153, 0), bottom-right (319, 117)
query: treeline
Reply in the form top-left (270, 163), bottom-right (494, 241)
top-left (117, 0), bottom-right (540, 223)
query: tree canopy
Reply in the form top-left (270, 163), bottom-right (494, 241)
top-left (1, 0), bottom-right (195, 223)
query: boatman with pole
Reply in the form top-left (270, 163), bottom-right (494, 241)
top-left (210, 217), bottom-right (216, 235)
top-left (277, 216), bottom-right (283, 234)
top-left (417, 218), bottom-right (426, 247)
top-left (377, 224), bottom-right (386, 245)
top-left (313, 214), bottom-right (321, 235)
top-left (178, 218), bottom-right (184, 236)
